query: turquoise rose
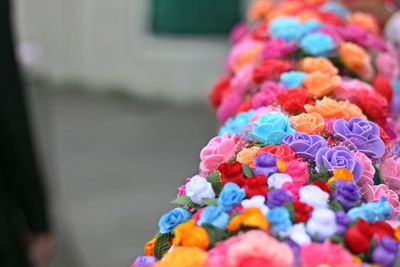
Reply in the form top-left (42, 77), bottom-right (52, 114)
top-left (219, 109), bottom-right (255, 137)
top-left (252, 112), bottom-right (295, 145)
top-left (158, 207), bottom-right (191, 234)
top-left (269, 17), bottom-right (303, 42)
top-left (198, 206), bottom-right (230, 230)
top-left (280, 71), bottom-right (307, 88)
top-left (300, 32), bottom-right (336, 56)
top-left (267, 207), bottom-right (292, 234)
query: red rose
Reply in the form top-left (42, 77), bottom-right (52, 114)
top-left (236, 98), bottom-right (252, 113)
top-left (293, 200), bottom-right (313, 223)
top-left (317, 11), bottom-right (344, 26)
top-left (373, 74), bottom-right (393, 103)
top-left (312, 181), bottom-right (331, 195)
top-left (209, 76), bottom-right (231, 108)
top-left (345, 219), bottom-right (373, 253)
top-left (218, 162), bottom-right (246, 187)
top-left (379, 125), bottom-right (391, 145)
top-left (257, 144), bottom-right (296, 162)
top-left (253, 59), bottom-right (292, 84)
top-left (277, 88), bottom-right (314, 114)
top-left (252, 22), bottom-right (269, 41)
top-left (355, 89), bottom-right (388, 121)
top-left (243, 175), bottom-right (268, 198)
top-left (370, 221), bottom-right (395, 240)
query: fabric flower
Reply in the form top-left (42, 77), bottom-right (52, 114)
top-left (228, 207), bottom-right (269, 232)
top-left (333, 181), bottom-right (361, 210)
top-left (267, 207), bottom-right (292, 234)
top-left (173, 219), bottom-right (209, 249)
top-left (354, 89), bottom-right (389, 121)
top-left (352, 151), bottom-right (375, 194)
top-left (372, 237), bottom-right (399, 267)
top-left (185, 175), bottom-right (215, 205)
top-left (199, 133), bottom-right (241, 177)
top-left (280, 71), bottom-right (307, 89)
top-left (299, 185), bottom-right (330, 209)
top-left (252, 112), bottom-right (295, 145)
top-left (159, 207), bottom-right (192, 234)
top-left (333, 118), bottom-right (385, 159)
top-left (300, 32), bottom-right (336, 56)
top-left (217, 92), bottom-right (243, 123)
top-left (256, 144), bottom-right (296, 163)
top-left (269, 16), bottom-right (303, 41)
top-left (254, 153), bottom-right (279, 177)
top-left (133, 256), bottom-right (157, 267)
top-left (198, 206), bottom-right (230, 230)
top-left (277, 88), bottom-right (314, 114)
top-left (261, 38), bottom-right (298, 59)
top-left (293, 200), bottom-right (313, 223)
top-left (218, 162), bottom-right (246, 187)
top-left (300, 242), bottom-right (356, 267)
top-left (155, 247), bottom-right (207, 267)
top-left (144, 238), bottom-right (156, 256)
top-left (209, 76), bottom-right (231, 109)
top-left (306, 208), bottom-right (338, 240)
top-left (304, 97), bottom-right (366, 121)
top-left (303, 71), bottom-right (341, 98)
top-left (251, 82), bottom-right (283, 109)
top-left (344, 219), bottom-right (373, 253)
top-left (347, 197), bottom-right (392, 223)
top-left (218, 183), bottom-right (246, 212)
top-left (241, 195), bottom-right (269, 215)
top-left (243, 175), bottom-right (268, 198)
top-left (381, 156), bottom-right (400, 195)
top-left (268, 173), bottom-right (293, 189)
top-left (339, 42), bottom-right (371, 77)
top-left (267, 189), bottom-right (293, 208)
top-left (289, 112), bottom-right (325, 134)
top-left (236, 146), bottom-right (260, 168)
top-left (315, 146), bottom-right (362, 181)
top-left (300, 57), bottom-right (338, 75)
top-left (363, 184), bottom-right (400, 218)
top-left (219, 110), bottom-right (255, 137)
top-left (282, 132), bottom-right (327, 161)
top-left (288, 223), bottom-right (311, 245)
top-left (253, 59), bottom-right (292, 83)
top-left (373, 74), bottom-right (393, 103)
top-left (285, 160), bottom-right (310, 185)
top-left (376, 52), bottom-right (400, 81)
top-left (349, 12), bottom-right (380, 34)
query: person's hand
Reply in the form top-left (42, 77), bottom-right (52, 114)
top-left (27, 233), bottom-right (55, 267)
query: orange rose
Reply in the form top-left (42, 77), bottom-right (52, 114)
top-left (234, 45), bottom-right (262, 73)
top-left (297, 10), bottom-right (320, 23)
top-left (155, 247), bottom-right (207, 267)
top-left (394, 226), bottom-right (400, 242)
top-left (348, 12), bottom-right (380, 34)
top-left (289, 112), bottom-right (325, 134)
top-left (228, 207), bottom-right (269, 232)
top-left (304, 97), bottom-right (366, 121)
top-left (327, 168), bottom-right (354, 186)
top-left (173, 220), bottom-right (209, 250)
top-left (236, 146), bottom-right (261, 168)
top-left (266, 2), bottom-right (301, 20)
top-left (249, 0), bottom-right (272, 21)
top-left (299, 57), bottom-right (338, 75)
top-left (339, 42), bottom-right (370, 75)
top-left (303, 71), bottom-right (341, 98)
top-left (144, 238), bottom-right (157, 256)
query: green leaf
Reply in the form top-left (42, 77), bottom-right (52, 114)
top-left (283, 202), bottom-right (295, 221)
top-left (242, 163), bottom-right (254, 178)
top-left (154, 233), bottom-right (172, 260)
top-left (207, 171), bottom-right (223, 195)
top-left (202, 224), bottom-right (229, 247)
top-left (171, 196), bottom-right (200, 209)
top-left (202, 198), bottom-right (218, 206)
top-left (329, 200), bottom-right (344, 212)
top-left (308, 164), bottom-right (330, 184)
top-left (330, 234), bottom-right (343, 244)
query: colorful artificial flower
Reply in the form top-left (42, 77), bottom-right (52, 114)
top-left (282, 132), bottom-right (327, 161)
top-left (218, 161), bottom-right (246, 187)
top-left (185, 175), bottom-right (215, 205)
top-left (251, 112), bottom-right (295, 144)
top-left (280, 71), bottom-right (307, 89)
top-left (302, 71), bottom-right (341, 98)
top-left (299, 56), bottom-right (338, 75)
top-left (159, 207), bottom-right (192, 234)
top-left (155, 247), bottom-right (207, 267)
top-left (198, 206), bottom-right (230, 230)
top-left (173, 219), bottom-right (209, 249)
top-left (277, 88), bottom-right (314, 114)
top-left (218, 183), bottom-right (246, 212)
top-left (304, 97), bottom-right (365, 121)
top-left (289, 112), bottom-right (325, 134)
top-left (300, 32), bottom-right (336, 56)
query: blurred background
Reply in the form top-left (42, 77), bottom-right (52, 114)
top-left (12, 0), bottom-right (246, 266)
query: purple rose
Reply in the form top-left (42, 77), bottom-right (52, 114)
top-left (254, 153), bottom-right (279, 177)
top-left (315, 146), bottom-right (363, 181)
top-left (282, 133), bottom-right (327, 161)
top-left (333, 118), bottom-right (385, 159)
top-left (134, 256), bottom-right (156, 267)
top-left (267, 189), bottom-right (293, 208)
top-left (372, 237), bottom-right (399, 267)
top-left (335, 211), bottom-right (351, 235)
top-left (333, 181), bottom-right (361, 210)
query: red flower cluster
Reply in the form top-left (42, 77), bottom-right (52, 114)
top-left (252, 22), bottom-right (269, 41)
top-left (209, 76), bottom-right (231, 108)
top-left (354, 89), bottom-right (388, 121)
top-left (277, 88), bottom-right (314, 114)
top-left (373, 74), bottom-right (393, 103)
top-left (243, 175), bottom-right (268, 198)
top-left (218, 162), bottom-right (246, 187)
top-left (312, 181), bottom-right (331, 195)
top-left (257, 144), bottom-right (296, 162)
top-left (345, 219), bottom-right (373, 253)
top-left (293, 200), bottom-right (313, 223)
top-left (253, 59), bottom-right (292, 83)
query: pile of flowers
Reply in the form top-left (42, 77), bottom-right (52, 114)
top-left (132, 0), bottom-right (400, 266)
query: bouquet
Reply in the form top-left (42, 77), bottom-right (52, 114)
top-left (132, 0), bottom-right (400, 266)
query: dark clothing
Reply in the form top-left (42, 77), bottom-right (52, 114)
top-left (1, 0), bottom-right (50, 266)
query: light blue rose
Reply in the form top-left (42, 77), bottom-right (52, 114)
top-left (218, 182), bottom-right (246, 212)
top-left (219, 110), bottom-right (255, 137)
top-left (300, 20), bottom-right (321, 35)
top-left (300, 32), bottom-right (336, 56)
top-left (252, 112), bottom-right (295, 145)
top-left (320, 2), bottom-right (349, 18)
top-left (392, 79), bottom-right (400, 95)
top-left (347, 197), bottom-right (392, 223)
top-left (280, 71), bottom-right (307, 89)
top-left (198, 206), bottom-right (230, 230)
top-left (269, 17), bottom-right (303, 41)
top-left (267, 207), bottom-right (292, 234)
top-left (158, 207), bottom-right (191, 234)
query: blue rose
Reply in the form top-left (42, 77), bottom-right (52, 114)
top-left (267, 207), bottom-right (292, 233)
top-left (300, 20), bottom-right (321, 35)
top-left (300, 32), bottom-right (336, 56)
top-left (269, 17), bottom-right (303, 41)
top-left (198, 206), bottom-right (230, 230)
top-left (280, 71), bottom-right (307, 89)
top-left (219, 110), bottom-right (255, 137)
top-left (320, 2), bottom-right (349, 18)
top-left (252, 112), bottom-right (295, 145)
top-left (218, 182), bottom-right (246, 212)
top-left (158, 207), bottom-right (191, 234)
top-left (347, 197), bottom-right (392, 223)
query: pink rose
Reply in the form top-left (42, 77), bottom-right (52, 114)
top-left (363, 184), bottom-right (400, 218)
top-left (301, 242), bottom-right (357, 267)
top-left (227, 230), bottom-right (294, 267)
top-left (217, 92), bottom-right (242, 123)
top-left (352, 151), bottom-right (375, 196)
top-left (334, 79), bottom-right (374, 103)
top-left (285, 160), bottom-right (309, 186)
top-left (177, 178), bottom-right (191, 197)
top-left (229, 22), bottom-right (248, 45)
top-left (261, 38), bottom-right (297, 60)
top-left (231, 64), bottom-right (254, 97)
top-left (381, 156), bottom-right (400, 195)
top-left (376, 52), bottom-right (400, 80)
top-left (206, 235), bottom-right (243, 267)
top-left (225, 39), bottom-right (254, 72)
top-left (251, 81), bottom-right (283, 109)
top-left (282, 182), bottom-right (302, 199)
top-left (199, 133), bottom-right (242, 176)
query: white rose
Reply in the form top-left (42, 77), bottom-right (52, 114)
top-left (299, 185), bottom-right (329, 209)
top-left (241, 195), bottom-right (269, 215)
top-left (186, 175), bottom-right (215, 204)
top-left (306, 208), bottom-right (338, 241)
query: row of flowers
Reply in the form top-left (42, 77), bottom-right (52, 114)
top-left (132, 0), bottom-right (400, 266)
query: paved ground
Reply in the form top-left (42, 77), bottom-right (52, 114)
top-left (30, 86), bottom-right (217, 267)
